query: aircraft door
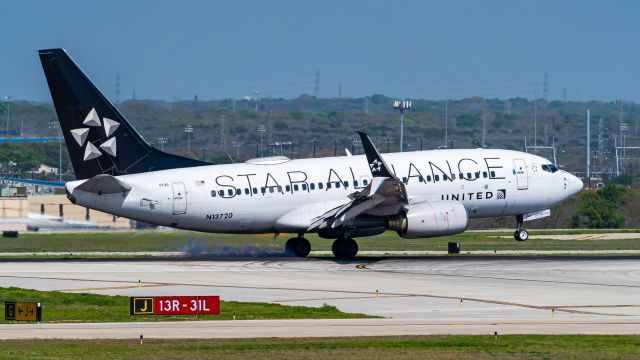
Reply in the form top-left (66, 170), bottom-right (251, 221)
top-left (171, 182), bottom-right (187, 214)
top-left (513, 159), bottom-right (528, 190)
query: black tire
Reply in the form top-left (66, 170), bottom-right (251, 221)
top-left (285, 238), bottom-right (298, 255)
top-left (516, 229), bottom-right (529, 241)
top-left (294, 238), bottom-right (311, 257)
top-left (332, 238), bottom-right (358, 259)
top-left (513, 230), bottom-right (520, 241)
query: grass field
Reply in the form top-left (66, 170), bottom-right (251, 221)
top-left (0, 335), bottom-right (639, 359)
top-left (0, 229), bottom-right (639, 255)
top-left (0, 287), bottom-right (371, 324)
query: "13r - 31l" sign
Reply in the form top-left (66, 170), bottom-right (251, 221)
top-left (130, 296), bottom-right (220, 316)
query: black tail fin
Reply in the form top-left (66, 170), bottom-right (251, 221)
top-left (39, 48), bottom-right (208, 180)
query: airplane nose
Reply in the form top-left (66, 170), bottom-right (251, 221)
top-left (569, 175), bottom-right (584, 194)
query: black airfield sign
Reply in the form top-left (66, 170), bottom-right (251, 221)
top-left (5, 301), bottom-right (42, 322)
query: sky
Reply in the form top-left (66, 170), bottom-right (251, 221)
top-left (1, 0), bottom-right (640, 102)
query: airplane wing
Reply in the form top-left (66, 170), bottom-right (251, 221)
top-left (0, 177), bottom-right (65, 187)
top-left (307, 132), bottom-right (407, 231)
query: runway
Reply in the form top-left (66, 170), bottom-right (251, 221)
top-left (1, 256), bottom-right (639, 337)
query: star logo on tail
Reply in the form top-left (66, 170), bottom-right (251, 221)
top-left (369, 158), bottom-right (382, 173)
top-left (70, 108), bottom-right (120, 161)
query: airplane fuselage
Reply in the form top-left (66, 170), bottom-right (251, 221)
top-left (66, 148), bottom-right (582, 235)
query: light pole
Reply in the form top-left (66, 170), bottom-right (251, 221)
top-left (184, 125), bottom-right (193, 154)
top-left (201, 146), bottom-right (208, 162)
top-left (49, 120), bottom-right (62, 181)
top-left (311, 137), bottom-right (318, 157)
top-left (393, 99), bottom-right (412, 152)
top-left (232, 141), bottom-right (244, 161)
top-left (157, 137), bottom-right (168, 152)
top-left (257, 124), bottom-right (266, 157)
top-left (4, 96), bottom-right (10, 136)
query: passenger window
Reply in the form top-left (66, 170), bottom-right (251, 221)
top-left (459, 173), bottom-right (464, 179)
top-left (261, 187), bottom-right (265, 194)
top-left (343, 181), bottom-right (348, 188)
top-left (418, 176), bottom-right (424, 183)
top-left (310, 183), bottom-right (315, 190)
top-left (227, 189), bottom-right (233, 196)
top-left (451, 174), bottom-right (456, 180)
top-left (218, 190), bottom-right (224, 197)
top-left (354, 180), bottom-right (359, 187)
top-left (443, 175), bottom-right (448, 181)
top-left (336, 182), bottom-right (341, 188)
top-left (252, 187), bottom-right (258, 194)
top-left (490, 171), bottom-right (496, 177)
top-left (483, 172), bottom-right (487, 178)
top-left (467, 172), bottom-right (471, 179)
top-left (286, 185), bottom-right (291, 192)
top-left (302, 184), bottom-right (308, 191)
top-left (475, 172), bottom-right (480, 178)
top-left (327, 182), bottom-right (332, 189)
top-left (277, 186), bottom-right (283, 193)
top-left (244, 188), bottom-right (250, 195)
top-left (211, 191), bottom-right (216, 197)
top-left (427, 175), bottom-right (432, 182)
top-left (236, 189), bottom-right (242, 195)
top-left (363, 179), bottom-right (368, 186)
top-left (434, 175), bottom-right (439, 181)
top-left (269, 187), bottom-right (274, 193)
top-left (318, 182), bottom-right (324, 189)
top-left (402, 177), bottom-right (408, 184)
top-left (294, 184), bottom-right (299, 191)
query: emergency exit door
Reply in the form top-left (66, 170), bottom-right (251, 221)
top-left (171, 182), bottom-right (187, 214)
top-left (513, 159), bottom-right (528, 190)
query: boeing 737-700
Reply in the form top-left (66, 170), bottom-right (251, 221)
top-left (33, 48), bottom-right (583, 258)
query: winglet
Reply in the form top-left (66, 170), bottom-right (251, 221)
top-left (357, 132), bottom-right (394, 178)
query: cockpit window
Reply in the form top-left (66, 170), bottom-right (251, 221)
top-left (542, 164), bottom-right (558, 173)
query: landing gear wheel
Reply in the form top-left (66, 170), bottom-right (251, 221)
top-left (285, 237), bottom-right (311, 257)
top-left (332, 238), bottom-right (358, 259)
top-left (514, 229), bottom-right (529, 241)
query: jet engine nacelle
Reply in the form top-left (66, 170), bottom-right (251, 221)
top-left (386, 201), bottom-right (468, 238)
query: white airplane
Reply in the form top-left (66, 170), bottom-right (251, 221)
top-left (38, 48), bottom-right (583, 258)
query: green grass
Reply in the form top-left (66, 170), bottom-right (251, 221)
top-left (0, 287), bottom-right (371, 323)
top-left (0, 229), bottom-right (639, 255)
top-left (0, 335), bottom-right (639, 359)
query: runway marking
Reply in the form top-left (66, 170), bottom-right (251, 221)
top-left (58, 283), bottom-right (172, 292)
top-left (576, 234), bottom-right (607, 241)
top-left (0, 274), bottom-right (630, 317)
top-left (277, 294), bottom-right (408, 303)
top-left (355, 264), bottom-right (368, 270)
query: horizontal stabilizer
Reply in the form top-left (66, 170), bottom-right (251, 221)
top-left (75, 174), bottom-right (131, 195)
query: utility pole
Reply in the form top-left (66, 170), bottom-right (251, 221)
top-left (157, 137), bottom-right (168, 151)
top-left (393, 99), bottom-right (412, 152)
top-left (201, 146), bottom-right (207, 161)
top-left (311, 137), bottom-right (318, 157)
top-left (444, 97), bottom-right (448, 148)
top-left (586, 109), bottom-right (591, 188)
top-left (533, 94), bottom-right (537, 152)
top-left (49, 120), bottom-right (62, 181)
top-left (185, 125), bottom-right (194, 154)
top-left (257, 124), bottom-right (266, 157)
top-left (482, 97), bottom-right (486, 148)
top-left (5, 96), bottom-right (10, 136)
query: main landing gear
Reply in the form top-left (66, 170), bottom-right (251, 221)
top-left (285, 235), bottom-right (311, 257)
top-left (332, 237), bottom-right (359, 259)
top-left (513, 214), bottom-right (529, 241)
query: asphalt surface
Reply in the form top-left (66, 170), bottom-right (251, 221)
top-left (1, 256), bottom-right (639, 337)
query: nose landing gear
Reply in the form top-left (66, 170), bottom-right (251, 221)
top-left (285, 236), bottom-right (311, 257)
top-left (514, 214), bottom-right (529, 241)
